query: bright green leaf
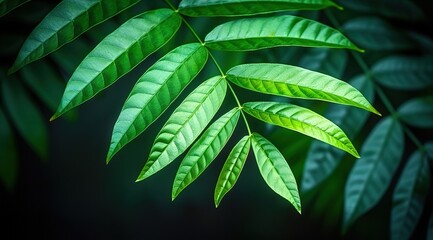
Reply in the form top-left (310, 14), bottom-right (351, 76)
top-left (172, 108), bottom-right (240, 199)
top-left (0, 107), bottom-right (17, 191)
top-left (9, 0), bottom-right (140, 73)
top-left (214, 135), bottom-right (251, 207)
top-left (51, 8), bottom-right (181, 119)
top-left (344, 117), bottom-right (404, 232)
top-left (372, 55), bottom-right (433, 90)
top-left (137, 76), bottom-right (227, 181)
top-left (302, 75), bottom-right (374, 192)
top-left (391, 150), bottom-right (430, 240)
top-left (298, 48), bottom-right (348, 78)
top-left (243, 101), bottom-right (359, 157)
top-left (1, 74), bottom-right (48, 160)
top-left (398, 96), bottom-right (433, 128)
top-left (178, 0), bottom-right (341, 17)
top-left (107, 43), bottom-right (209, 162)
top-left (205, 15), bottom-right (362, 52)
top-left (0, 0), bottom-right (29, 17)
top-left (227, 63), bottom-right (379, 114)
top-left (251, 133), bottom-right (301, 213)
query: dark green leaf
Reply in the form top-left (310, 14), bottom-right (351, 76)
top-left (214, 135), bottom-right (251, 207)
top-left (179, 0), bottom-right (341, 17)
top-left (51, 8), bottom-right (181, 119)
top-left (172, 108), bottom-right (240, 199)
top-left (398, 96), bottom-right (433, 128)
top-left (344, 117), bottom-right (404, 232)
top-left (298, 48), bottom-right (348, 78)
top-left (9, 0), bottom-right (140, 73)
top-left (137, 76), bottom-right (227, 181)
top-left (251, 133), bottom-right (301, 212)
top-left (243, 101), bottom-right (359, 157)
top-left (302, 75), bottom-right (374, 192)
top-left (0, 0), bottom-right (29, 17)
top-left (107, 43), bottom-right (209, 162)
top-left (372, 55), bottom-right (433, 90)
top-left (391, 150), bottom-right (430, 240)
top-left (205, 15), bottom-right (362, 52)
top-left (227, 63), bottom-right (378, 114)
top-left (0, 107), bottom-right (17, 191)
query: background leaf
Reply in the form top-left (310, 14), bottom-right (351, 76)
top-left (0, 107), bottom-right (17, 191)
top-left (398, 96), bottom-right (433, 128)
top-left (107, 43), bottom-right (208, 161)
top-left (52, 8), bottom-right (181, 119)
top-left (227, 63), bottom-right (378, 114)
top-left (205, 15), bottom-right (362, 51)
top-left (172, 108), bottom-right (240, 199)
top-left (178, 0), bottom-right (340, 17)
top-left (9, 0), bottom-right (140, 72)
top-left (214, 135), bottom-right (251, 207)
top-left (391, 150), bottom-right (430, 240)
top-left (301, 75), bottom-right (374, 192)
top-left (298, 48), bottom-right (348, 78)
top-left (372, 55), bottom-right (433, 90)
top-left (243, 101), bottom-right (359, 157)
top-left (344, 117), bottom-right (404, 232)
top-left (0, 0), bottom-right (29, 17)
top-left (251, 133), bottom-right (301, 212)
top-left (137, 76), bottom-right (227, 181)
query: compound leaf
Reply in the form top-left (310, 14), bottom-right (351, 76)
top-left (172, 108), bottom-right (240, 199)
top-left (243, 101), bottom-right (359, 157)
top-left (227, 63), bottom-right (378, 114)
top-left (398, 96), bottom-right (433, 128)
top-left (137, 76), bottom-right (227, 181)
top-left (52, 8), bottom-right (181, 119)
top-left (107, 43), bottom-right (208, 162)
top-left (251, 133), bottom-right (301, 213)
top-left (205, 15), bottom-right (362, 51)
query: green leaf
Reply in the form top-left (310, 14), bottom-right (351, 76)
top-left (302, 75), bottom-right (374, 192)
top-left (243, 101), bottom-right (359, 158)
top-left (227, 63), bottom-right (378, 114)
top-left (251, 133), bottom-right (301, 213)
top-left (1, 74), bottom-right (48, 160)
top-left (426, 142), bottom-right (433, 160)
top-left (372, 55), bottom-right (433, 90)
top-left (19, 61), bottom-right (64, 112)
top-left (205, 15), bottom-right (362, 52)
top-left (172, 108), bottom-right (240, 200)
top-left (342, 17), bottom-right (414, 51)
top-left (137, 76), bottom-right (227, 181)
top-left (391, 150), bottom-right (430, 240)
top-left (178, 0), bottom-right (341, 17)
top-left (214, 135), bottom-right (251, 207)
top-left (107, 43), bottom-right (209, 162)
top-left (51, 8), bottom-right (181, 119)
top-left (0, 107), bottom-right (17, 191)
top-left (9, 0), bottom-right (140, 73)
top-left (344, 117), bottom-right (404, 232)
top-left (298, 48), bottom-right (348, 78)
top-left (398, 96), bottom-right (433, 129)
top-left (0, 0), bottom-right (29, 17)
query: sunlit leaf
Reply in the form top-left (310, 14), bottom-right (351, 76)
top-left (343, 117), bottom-right (404, 232)
top-left (243, 101), bottom-right (359, 157)
top-left (251, 133), bottom-right (301, 212)
top-left (372, 55), bottom-right (433, 90)
top-left (391, 150), bottom-right (430, 240)
top-left (0, 107), bottom-right (17, 191)
top-left (172, 108), bottom-right (240, 199)
top-left (0, 0), bottom-right (29, 17)
top-left (9, 0), bottom-right (140, 73)
top-left (214, 135), bottom-right (251, 207)
top-left (51, 8), bottom-right (181, 119)
top-left (398, 96), bottom-right (433, 129)
top-left (302, 75), bottom-right (374, 192)
top-left (227, 63), bottom-right (378, 114)
top-left (1, 74), bottom-right (48, 160)
top-left (298, 48), bottom-right (347, 78)
top-left (137, 76), bottom-right (227, 181)
top-left (107, 43), bottom-right (209, 162)
top-left (179, 0), bottom-right (341, 17)
top-left (343, 17), bottom-right (414, 51)
top-left (205, 15), bottom-right (362, 51)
